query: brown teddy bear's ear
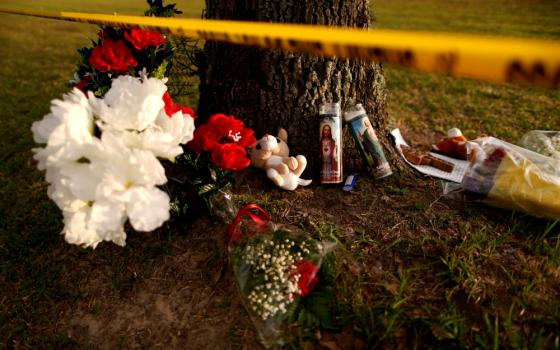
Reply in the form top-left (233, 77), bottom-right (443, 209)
top-left (277, 128), bottom-right (288, 142)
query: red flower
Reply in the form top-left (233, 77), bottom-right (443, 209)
top-left (235, 127), bottom-right (257, 148)
top-left (162, 92), bottom-right (196, 118)
top-left (208, 114), bottom-right (244, 137)
top-left (188, 124), bottom-right (222, 153)
top-left (208, 114), bottom-right (257, 148)
top-left (124, 29), bottom-right (167, 50)
top-left (295, 259), bottom-right (320, 297)
top-left (89, 39), bottom-right (137, 73)
top-left (211, 143), bottom-right (251, 171)
top-left (187, 113), bottom-right (255, 170)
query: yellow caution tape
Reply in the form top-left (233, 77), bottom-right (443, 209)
top-left (1, 7), bottom-right (559, 87)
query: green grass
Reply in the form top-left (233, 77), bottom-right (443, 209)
top-left (0, 1), bottom-right (205, 347)
top-left (1, 0), bottom-right (560, 348)
top-left (373, 0), bottom-right (560, 39)
top-left (384, 68), bottom-right (560, 142)
top-left (373, 0), bottom-right (560, 142)
top-left (0, 0), bottom-right (205, 17)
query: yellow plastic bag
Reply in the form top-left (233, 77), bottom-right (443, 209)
top-left (486, 154), bottom-right (560, 219)
top-left (462, 137), bottom-right (560, 220)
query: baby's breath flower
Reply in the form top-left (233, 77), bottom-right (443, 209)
top-left (240, 235), bottom-right (315, 320)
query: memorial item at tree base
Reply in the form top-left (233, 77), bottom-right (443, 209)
top-left (319, 103), bottom-right (343, 184)
top-left (392, 129), bottom-right (469, 182)
top-left (227, 205), bottom-right (337, 348)
top-left (31, 76), bottom-right (195, 248)
top-left (30, 1), bottom-right (208, 247)
top-left (168, 114), bottom-right (257, 222)
top-left (432, 127), bottom-right (469, 160)
top-left (342, 174), bottom-right (358, 191)
top-left (401, 146), bottom-right (455, 173)
top-left (460, 137), bottom-right (560, 220)
top-left (71, 0), bottom-right (182, 99)
top-left (520, 130), bottom-right (560, 160)
top-left (250, 128), bottom-right (312, 191)
top-left (344, 103), bottom-right (392, 179)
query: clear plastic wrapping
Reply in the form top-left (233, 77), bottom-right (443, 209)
top-left (461, 137), bottom-right (560, 220)
top-left (227, 205), bottom-right (335, 347)
top-left (520, 130), bottom-right (560, 160)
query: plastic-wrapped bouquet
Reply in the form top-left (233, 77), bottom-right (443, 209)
top-left (227, 205), bottom-right (336, 347)
top-left (460, 137), bottom-right (560, 220)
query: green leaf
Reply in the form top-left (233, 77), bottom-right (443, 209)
top-left (236, 260), bottom-right (253, 293)
top-left (198, 183), bottom-right (215, 195)
top-left (152, 60), bottom-right (169, 79)
top-left (299, 286), bottom-right (337, 330)
top-left (94, 85), bottom-right (109, 97)
top-left (190, 177), bottom-right (203, 186)
top-left (209, 168), bottom-right (217, 182)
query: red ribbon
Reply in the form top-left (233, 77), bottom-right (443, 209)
top-left (227, 204), bottom-right (271, 242)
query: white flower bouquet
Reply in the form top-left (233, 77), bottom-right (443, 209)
top-left (31, 76), bottom-right (195, 248)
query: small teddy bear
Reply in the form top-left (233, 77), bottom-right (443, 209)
top-left (250, 128), bottom-right (312, 191)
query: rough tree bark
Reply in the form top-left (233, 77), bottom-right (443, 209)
top-left (198, 0), bottom-right (400, 176)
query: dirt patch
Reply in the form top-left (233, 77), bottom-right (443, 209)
top-left (51, 170), bottom-right (452, 349)
top-left (62, 220), bottom-right (258, 349)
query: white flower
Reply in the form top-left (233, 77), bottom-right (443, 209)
top-left (62, 206), bottom-right (103, 248)
top-left (88, 133), bottom-right (169, 232)
top-left (155, 109), bottom-right (195, 145)
top-left (87, 198), bottom-right (125, 233)
top-left (92, 76), bottom-right (195, 161)
top-left (90, 76), bottom-right (166, 131)
top-left (90, 185), bottom-right (170, 233)
top-left (93, 132), bottom-right (167, 193)
top-left (114, 109), bottom-right (194, 161)
top-left (62, 203), bottom-right (127, 248)
top-left (31, 89), bottom-right (94, 169)
top-left (123, 186), bottom-right (170, 231)
top-left (32, 89), bottom-right (92, 143)
top-left (32, 76), bottom-right (186, 249)
top-left (58, 162), bottom-right (102, 201)
top-left (105, 125), bottom-right (182, 161)
top-left (32, 113), bottom-right (59, 144)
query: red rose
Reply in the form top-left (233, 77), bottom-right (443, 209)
top-left (162, 92), bottom-right (196, 118)
top-left (188, 124), bottom-right (222, 153)
top-left (211, 143), bottom-right (251, 171)
top-left (89, 39), bottom-right (137, 73)
top-left (295, 259), bottom-right (320, 297)
top-left (124, 29), bottom-right (167, 50)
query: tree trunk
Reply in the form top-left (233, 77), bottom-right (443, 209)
top-left (199, 0), bottom-right (400, 177)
